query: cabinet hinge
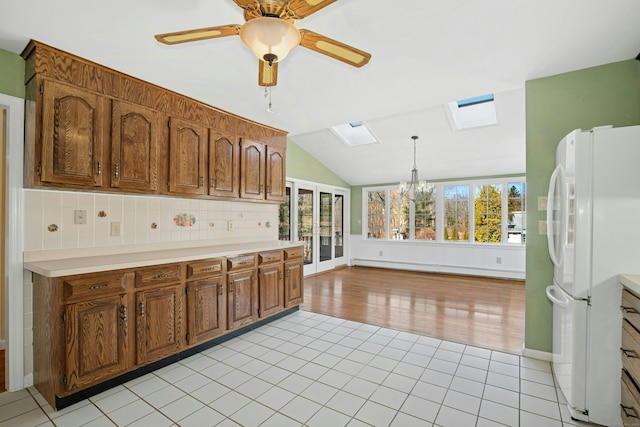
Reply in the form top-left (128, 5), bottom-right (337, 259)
top-left (62, 374), bottom-right (67, 386)
top-left (39, 84), bottom-right (43, 94)
top-left (186, 334), bottom-right (189, 341)
top-left (166, 180), bottom-right (170, 189)
top-left (185, 287), bottom-right (188, 295)
top-left (36, 162), bottom-right (42, 176)
top-left (167, 119), bottom-right (171, 128)
top-left (61, 312), bottom-right (65, 324)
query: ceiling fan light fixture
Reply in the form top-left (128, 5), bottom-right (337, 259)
top-left (239, 17), bottom-right (301, 63)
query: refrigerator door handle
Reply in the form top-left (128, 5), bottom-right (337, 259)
top-left (546, 284), bottom-right (569, 308)
top-left (547, 164), bottom-right (565, 267)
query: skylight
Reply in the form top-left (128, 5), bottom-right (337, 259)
top-left (447, 93), bottom-right (497, 130)
top-left (331, 120), bottom-right (379, 147)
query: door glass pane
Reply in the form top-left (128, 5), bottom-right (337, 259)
top-left (278, 186), bottom-right (291, 241)
top-left (319, 192), bottom-right (332, 262)
top-left (334, 194), bottom-right (344, 258)
top-left (298, 188), bottom-right (313, 265)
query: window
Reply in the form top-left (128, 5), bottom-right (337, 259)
top-left (507, 182), bottom-right (526, 243)
top-left (415, 186), bottom-right (436, 240)
top-left (367, 190), bottom-right (386, 239)
top-left (389, 189), bottom-right (409, 239)
top-left (444, 185), bottom-right (469, 241)
top-left (474, 184), bottom-right (502, 243)
top-left (363, 178), bottom-right (525, 245)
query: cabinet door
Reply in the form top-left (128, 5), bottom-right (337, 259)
top-left (64, 294), bottom-right (128, 392)
top-left (40, 80), bottom-right (106, 187)
top-left (111, 100), bottom-right (159, 192)
top-left (240, 139), bottom-right (266, 200)
top-left (258, 263), bottom-right (284, 318)
top-left (284, 260), bottom-right (304, 307)
top-left (209, 130), bottom-right (239, 198)
top-left (266, 145), bottom-right (286, 202)
top-left (168, 117), bottom-right (207, 195)
top-left (136, 285), bottom-right (182, 364)
top-left (227, 269), bottom-right (258, 329)
top-left (187, 277), bottom-right (226, 345)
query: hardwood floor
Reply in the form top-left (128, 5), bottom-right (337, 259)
top-left (300, 266), bottom-right (525, 355)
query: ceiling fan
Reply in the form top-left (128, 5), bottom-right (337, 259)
top-left (155, 0), bottom-right (371, 87)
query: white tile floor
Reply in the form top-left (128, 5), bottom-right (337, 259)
top-left (0, 310), bottom-right (591, 427)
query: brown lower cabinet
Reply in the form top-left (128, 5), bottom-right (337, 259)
top-left (32, 247), bottom-right (303, 410)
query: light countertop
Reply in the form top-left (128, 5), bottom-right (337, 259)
top-left (24, 241), bottom-right (303, 278)
top-left (620, 274), bottom-right (640, 295)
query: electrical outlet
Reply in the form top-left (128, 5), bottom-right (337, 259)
top-left (496, 257), bottom-right (502, 264)
top-left (227, 221), bottom-right (234, 231)
top-left (74, 210), bottom-right (87, 224)
top-left (110, 221), bottom-right (121, 237)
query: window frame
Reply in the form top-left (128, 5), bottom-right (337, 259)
top-left (362, 177), bottom-right (525, 246)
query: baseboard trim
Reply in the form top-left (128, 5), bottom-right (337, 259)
top-left (522, 347), bottom-right (552, 362)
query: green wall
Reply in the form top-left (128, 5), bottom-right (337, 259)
top-left (286, 139), bottom-right (349, 188)
top-left (525, 59), bottom-right (640, 352)
top-left (0, 48), bottom-right (25, 99)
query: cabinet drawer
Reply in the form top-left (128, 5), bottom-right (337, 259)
top-left (284, 247), bottom-right (303, 260)
top-left (258, 251), bottom-right (282, 265)
top-left (622, 369), bottom-right (640, 424)
top-left (227, 254), bottom-right (256, 271)
top-left (135, 264), bottom-right (182, 288)
top-left (622, 289), bottom-right (640, 332)
top-left (187, 258), bottom-right (224, 279)
top-left (62, 271), bottom-right (128, 302)
top-left (622, 319), bottom-right (640, 382)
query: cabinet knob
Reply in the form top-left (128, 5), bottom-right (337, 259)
top-left (622, 305), bottom-right (638, 314)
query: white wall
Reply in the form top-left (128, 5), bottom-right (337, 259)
top-left (350, 236), bottom-right (525, 279)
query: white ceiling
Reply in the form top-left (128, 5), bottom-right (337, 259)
top-left (1, 0), bottom-right (639, 186)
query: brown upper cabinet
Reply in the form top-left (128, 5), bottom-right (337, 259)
top-left (110, 100), bottom-right (160, 192)
top-left (23, 41), bottom-right (288, 203)
top-left (240, 140), bottom-right (286, 202)
top-left (39, 79), bottom-right (107, 188)
top-left (168, 117), bottom-right (208, 196)
top-left (209, 130), bottom-right (240, 199)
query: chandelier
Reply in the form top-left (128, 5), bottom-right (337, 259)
top-left (399, 136), bottom-right (430, 202)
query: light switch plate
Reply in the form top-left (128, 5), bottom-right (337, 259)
top-left (539, 220), bottom-right (547, 235)
top-left (110, 221), bottom-right (121, 236)
top-left (538, 196), bottom-right (548, 211)
top-left (227, 221), bottom-right (234, 231)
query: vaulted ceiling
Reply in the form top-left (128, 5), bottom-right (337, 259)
top-left (1, 0), bottom-right (639, 185)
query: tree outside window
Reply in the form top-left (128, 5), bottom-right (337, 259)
top-left (414, 186), bottom-right (436, 240)
top-left (367, 190), bottom-right (385, 238)
top-left (474, 184), bottom-right (502, 243)
top-left (507, 182), bottom-right (526, 243)
top-left (444, 185), bottom-right (469, 241)
top-left (389, 190), bottom-right (410, 239)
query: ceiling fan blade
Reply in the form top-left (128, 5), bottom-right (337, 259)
top-left (155, 25), bottom-right (241, 45)
top-left (258, 60), bottom-right (278, 87)
top-left (299, 29), bottom-right (371, 68)
top-left (287, 0), bottom-right (337, 19)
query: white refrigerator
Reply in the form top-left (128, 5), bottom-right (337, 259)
top-left (545, 125), bottom-right (640, 425)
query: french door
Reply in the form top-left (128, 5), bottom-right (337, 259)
top-left (279, 180), bottom-right (348, 276)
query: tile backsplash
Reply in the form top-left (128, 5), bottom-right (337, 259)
top-left (24, 189), bottom-right (279, 253)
